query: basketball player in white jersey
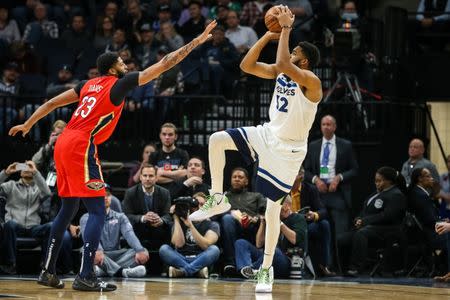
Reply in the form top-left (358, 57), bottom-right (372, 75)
top-left (189, 6), bottom-right (322, 292)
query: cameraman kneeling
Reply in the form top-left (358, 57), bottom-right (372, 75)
top-left (159, 194), bottom-right (220, 278)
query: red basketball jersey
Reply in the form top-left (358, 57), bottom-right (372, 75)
top-left (66, 76), bottom-right (124, 144)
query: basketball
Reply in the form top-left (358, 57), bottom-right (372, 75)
top-left (265, 6), bottom-right (282, 33)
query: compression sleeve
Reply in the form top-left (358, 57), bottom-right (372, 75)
top-left (74, 80), bottom-right (87, 96)
top-left (110, 71), bottom-right (140, 106)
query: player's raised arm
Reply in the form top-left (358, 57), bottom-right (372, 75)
top-left (9, 88), bottom-right (79, 137)
top-left (138, 20), bottom-right (217, 86)
top-left (239, 32), bottom-right (280, 79)
top-left (275, 6), bottom-right (321, 102)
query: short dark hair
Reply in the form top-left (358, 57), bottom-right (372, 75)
top-left (141, 163), bottom-right (157, 175)
top-left (189, 1), bottom-right (202, 8)
top-left (298, 41), bottom-right (320, 68)
top-left (189, 156), bottom-right (205, 170)
top-left (231, 167), bottom-right (249, 179)
top-left (376, 166), bottom-right (407, 194)
top-left (160, 122), bottom-right (178, 134)
top-left (97, 52), bottom-right (119, 75)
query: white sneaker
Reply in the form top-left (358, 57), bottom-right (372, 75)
top-left (122, 265), bottom-right (146, 278)
top-left (94, 265), bottom-right (106, 277)
top-left (197, 267), bottom-right (209, 278)
top-left (189, 193), bottom-right (231, 222)
top-left (255, 266), bottom-right (274, 293)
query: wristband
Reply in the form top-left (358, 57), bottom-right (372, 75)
top-left (282, 25), bottom-right (292, 29)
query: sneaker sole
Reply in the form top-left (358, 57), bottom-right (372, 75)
top-left (189, 203), bottom-right (231, 221)
top-left (37, 280), bottom-right (65, 289)
top-left (255, 286), bottom-right (273, 293)
top-left (72, 282), bottom-right (117, 292)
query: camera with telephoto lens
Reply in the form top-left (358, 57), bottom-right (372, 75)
top-left (173, 196), bottom-right (199, 218)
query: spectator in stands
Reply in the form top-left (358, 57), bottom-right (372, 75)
top-left (80, 188), bottom-right (149, 278)
top-left (159, 196), bottom-right (220, 278)
top-left (240, 0), bottom-right (269, 28)
top-left (198, 25), bottom-right (240, 96)
top-left (401, 138), bottom-right (439, 186)
top-left (0, 5), bottom-right (21, 44)
top-left (119, 48), bottom-right (132, 61)
top-left (86, 66), bottom-right (100, 79)
top-left (178, 0), bottom-right (209, 27)
top-left (105, 28), bottom-right (129, 53)
top-left (61, 14), bottom-right (91, 56)
top-left (94, 16), bottom-right (114, 51)
top-left (123, 164), bottom-right (172, 250)
top-left (169, 157), bottom-right (210, 199)
top-left (46, 64), bottom-right (79, 98)
top-left (291, 168), bottom-right (335, 277)
top-left (225, 10), bottom-right (258, 54)
top-left (0, 161), bottom-right (71, 275)
top-left (103, 1), bottom-right (119, 20)
top-left (153, 4), bottom-right (175, 33)
top-left (22, 2), bottom-right (59, 47)
top-left (179, 1), bottom-right (207, 43)
top-left (117, 0), bottom-right (152, 41)
top-left (148, 0), bottom-right (183, 20)
top-left (209, 0), bottom-right (241, 20)
top-left (220, 167), bottom-right (266, 275)
top-left (129, 144), bottom-right (157, 187)
top-left (435, 221), bottom-right (450, 282)
top-left (134, 23), bottom-right (160, 70)
top-left (153, 46), bottom-right (184, 97)
top-left (338, 167), bottom-right (407, 276)
top-left (303, 115), bottom-right (358, 240)
top-left (156, 21), bottom-right (184, 51)
top-left (416, 0), bottom-right (450, 29)
top-left (439, 155), bottom-right (450, 220)
top-left (0, 62), bottom-right (20, 135)
top-left (235, 195), bottom-right (307, 279)
top-left (408, 168), bottom-right (446, 251)
top-left (151, 123), bottom-right (189, 190)
top-left (121, 58), bottom-right (154, 111)
top-left (275, 0), bottom-right (314, 44)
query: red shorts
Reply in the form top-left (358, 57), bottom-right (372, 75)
top-left (54, 129), bottom-right (105, 198)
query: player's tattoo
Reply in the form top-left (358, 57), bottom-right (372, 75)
top-left (162, 39), bottom-right (200, 66)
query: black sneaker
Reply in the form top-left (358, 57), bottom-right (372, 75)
top-left (0, 264), bottom-right (17, 275)
top-left (72, 273), bottom-right (116, 292)
top-left (37, 270), bottom-right (65, 289)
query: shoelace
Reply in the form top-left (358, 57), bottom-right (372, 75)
top-left (200, 195), bottom-right (217, 211)
top-left (256, 268), bottom-right (270, 284)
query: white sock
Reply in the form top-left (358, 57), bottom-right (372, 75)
top-left (262, 199), bottom-right (282, 269)
top-left (208, 131), bottom-right (237, 194)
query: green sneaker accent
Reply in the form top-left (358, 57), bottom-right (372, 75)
top-left (200, 195), bottom-right (216, 211)
top-left (256, 268), bottom-right (271, 285)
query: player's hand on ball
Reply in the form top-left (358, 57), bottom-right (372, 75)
top-left (264, 31), bottom-right (281, 40)
top-left (9, 124), bottom-right (31, 137)
top-left (276, 5), bottom-right (295, 27)
top-left (196, 19), bottom-right (217, 44)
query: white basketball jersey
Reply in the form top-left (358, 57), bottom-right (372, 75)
top-left (267, 73), bottom-right (318, 142)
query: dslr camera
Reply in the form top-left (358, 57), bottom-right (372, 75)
top-left (173, 196), bottom-right (199, 219)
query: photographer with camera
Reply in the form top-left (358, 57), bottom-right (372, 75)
top-left (159, 195), bottom-right (220, 278)
top-left (0, 160), bottom-right (71, 275)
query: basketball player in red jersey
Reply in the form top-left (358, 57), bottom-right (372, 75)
top-left (9, 20), bottom-right (217, 292)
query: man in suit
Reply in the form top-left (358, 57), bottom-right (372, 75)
top-left (303, 115), bottom-right (358, 240)
top-left (123, 164), bottom-right (172, 250)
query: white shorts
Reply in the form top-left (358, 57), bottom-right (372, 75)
top-left (226, 123), bottom-right (307, 200)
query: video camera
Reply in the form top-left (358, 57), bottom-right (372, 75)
top-left (173, 196), bottom-right (199, 219)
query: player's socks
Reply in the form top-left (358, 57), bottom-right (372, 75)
top-left (261, 198), bottom-right (282, 270)
top-left (209, 131), bottom-right (237, 194)
top-left (79, 197), bottom-right (105, 278)
top-left (43, 198), bottom-right (80, 274)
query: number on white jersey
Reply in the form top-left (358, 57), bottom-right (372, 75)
top-left (74, 96), bottom-right (97, 118)
top-left (276, 95), bottom-right (288, 112)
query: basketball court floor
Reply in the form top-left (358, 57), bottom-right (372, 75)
top-left (0, 276), bottom-right (449, 299)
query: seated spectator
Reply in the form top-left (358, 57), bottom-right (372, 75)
top-left (123, 164), bottom-right (172, 250)
top-left (216, 5), bottom-right (230, 28)
top-left (122, 58), bottom-right (154, 111)
top-left (60, 14), bottom-right (91, 56)
top-left (148, 0), bottom-right (183, 20)
top-left (209, 0), bottom-right (241, 20)
top-left (116, 0), bottom-right (152, 39)
top-left (401, 138), bottom-right (439, 186)
top-left (177, 0), bottom-right (209, 27)
top-left (22, 2), bottom-right (58, 47)
top-left (198, 25), bottom-right (240, 96)
top-left (338, 167), bottom-right (407, 276)
top-left (275, 0), bottom-right (313, 44)
top-left (235, 195), bottom-right (307, 279)
top-left (168, 157), bottom-right (210, 199)
top-left (414, 0), bottom-right (450, 51)
top-left (46, 64), bottom-right (79, 98)
top-left (93, 16), bottom-right (115, 51)
top-left (0, 5), bottom-right (21, 44)
top-left (0, 161), bottom-right (71, 275)
top-left (291, 168), bottom-right (335, 277)
top-left (434, 221), bottom-right (450, 282)
top-left (159, 196), bottom-right (220, 278)
top-left (119, 48), bottom-right (132, 61)
top-left (134, 23), bottom-right (160, 70)
top-left (151, 123), bottom-right (189, 190)
top-left (105, 184), bottom-right (123, 213)
top-left (220, 167), bottom-right (266, 275)
top-left (225, 10), bottom-right (258, 54)
top-left (103, 1), bottom-right (119, 20)
top-left (105, 28), bottom-right (129, 53)
top-left (408, 168), bottom-right (446, 251)
top-left (129, 143), bottom-right (157, 187)
top-left (240, 0), bottom-right (269, 28)
top-left (80, 188), bottom-right (149, 278)
top-left (86, 66), bottom-right (100, 79)
top-left (156, 21), bottom-right (184, 51)
top-left (0, 62), bottom-right (20, 134)
top-left (439, 155), bottom-right (450, 220)
top-left (153, 4), bottom-right (175, 33)
top-left (179, 1), bottom-right (206, 43)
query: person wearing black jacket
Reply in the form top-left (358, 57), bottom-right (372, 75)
top-left (338, 167), bottom-right (407, 276)
top-left (122, 164), bottom-right (172, 250)
top-left (168, 157), bottom-right (210, 200)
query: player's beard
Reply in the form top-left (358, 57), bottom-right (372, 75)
top-left (117, 69), bottom-right (126, 78)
